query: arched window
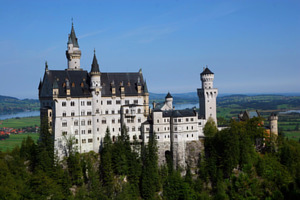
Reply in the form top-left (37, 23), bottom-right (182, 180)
top-left (138, 108), bottom-right (141, 113)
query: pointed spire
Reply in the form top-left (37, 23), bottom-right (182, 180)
top-left (90, 50), bottom-right (100, 74)
top-left (68, 22), bottom-right (79, 47)
top-left (144, 80), bottom-right (148, 94)
top-left (166, 92), bottom-right (172, 99)
top-left (45, 61), bottom-right (48, 71)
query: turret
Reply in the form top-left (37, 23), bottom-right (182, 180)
top-left (66, 23), bottom-right (81, 70)
top-left (201, 67), bottom-right (214, 89)
top-left (269, 113), bottom-right (278, 135)
top-left (90, 50), bottom-right (101, 94)
top-left (165, 92), bottom-right (173, 109)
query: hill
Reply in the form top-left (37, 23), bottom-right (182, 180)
top-left (0, 95), bottom-right (39, 115)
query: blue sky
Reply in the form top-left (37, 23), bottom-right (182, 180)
top-left (0, 0), bottom-right (299, 99)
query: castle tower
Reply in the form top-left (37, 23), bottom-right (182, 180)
top-left (197, 67), bottom-right (218, 124)
top-left (165, 92), bottom-right (173, 109)
top-left (66, 23), bottom-right (81, 70)
top-left (269, 113), bottom-right (278, 135)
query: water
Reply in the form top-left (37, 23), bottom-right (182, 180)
top-left (0, 110), bottom-right (40, 120)
top-left (279, 110), bottom-right (300, 114)
top-left (173, 103), bottom-right (198, 110)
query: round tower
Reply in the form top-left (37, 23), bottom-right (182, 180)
top-left (201, 67), bottom-right (214, 89)
top-left (90, 50), bottom-right (101, 92)
top-left (66, 23), bottom-right (81, 70)
top-left (269, 113), bottom-right (278, 135)
top-left (165, 92), bottom-right (173, 109)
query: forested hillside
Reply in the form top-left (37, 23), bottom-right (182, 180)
top-left (1, 117), bottom-right (300, 199)
top-left (0, 95), bottom-right (39, 114)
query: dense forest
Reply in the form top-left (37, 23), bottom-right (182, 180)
top-left (1, 117), bottom-right (300, 199)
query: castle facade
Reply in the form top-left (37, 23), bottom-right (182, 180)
top-left (38, 24), bottom-right (218, 168)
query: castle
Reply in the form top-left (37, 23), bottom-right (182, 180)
top-left (38, 24), bottom-right (218, 169)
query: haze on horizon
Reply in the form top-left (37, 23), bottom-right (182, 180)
top-left (0, 0), bottom-right (299, 99)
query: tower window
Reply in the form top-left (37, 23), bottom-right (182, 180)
top-left (62, 102), bottom-right (66, 107)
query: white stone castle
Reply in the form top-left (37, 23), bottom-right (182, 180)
top-left (38, 24), bottom-right (218, 168)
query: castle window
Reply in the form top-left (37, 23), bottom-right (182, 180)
top-left (81, 130), bottom-right (85, 135)
top-left (157, 128), bottom-right (159, 131)
top-left (138, 126), bottom-right (141, 131)
top-left (97, 128), bottom-right (99, 132)
top-left (71, 112), bottom-right (75, 116)
top-left (127, 119), bottom-right (131, 123)
top-left (118, 110), bottom-right (120, 114)
top-left (191, 118), bottom-right (194, 122)
top-left (175, 134), bottom-right (177, 138)
top-left (146, 127), bottom-right (150, 131)
top-left (138, 118), bottom-right (141, 123)
top-left (63, 112), bottom-right (66, 117)
top-left (112, 119), bottom-right (115, 124)
top-left (116, 100), bottom-right (121, 104)
top-left (187, 126), bottom-right (189, 130)
top-left (174, 119), bottom-right (177, 122)
top-left (112, 110), bottom-right (115, 114)
top-left (125, 100), bottom-right (129, 105)
top-left (71, 101), bottom-right (75, 106)
top-left (82, 139), bottom-right (86, 143)
top-left (186, 118), bottom-right (189, 122)
top-left (134, 100), bottom-right (138, 104)
top-left (87, 101), bottom-right (92, 106)
top-left (157, 136), bottom-right (159, 139)
top-left (81, 83), bottom-right (84, 88)
top-left (105, 110), bottom-right (109, 114)
top-left (76, 139), bottom-right (78, 144)
top-left (62, 122), bottom-right (67, 127)
top-left (192, 134), bottom-right (194, 137)
top-left (187, 134), bottom-right (188, 138)
top-left (81, 111), bottom-right (85, 116)
top-left (74, 121), bottom-right (78, 126)
top-left (118, 119), bottom-right (120, 123)
top-left (96, 109), bottom-right (99, 114)
top-left (62, 131), bottom-right (67, 136)
top-left (157, 120), bottom-right (159, 123)
top-left (88, 120), bottom-right (92, 125)
top-left (62, 102), bottom-right (66, 107)
top-left (72, 82), bottom-right (75, 87)
top-left (192, 126), bottom-right (194, 130)
top-left (138, 108), bottom-right (141, 113)
top-left (132, 127), bottom-right (136, 131)
top-left (165, 135), bottom-right (166, 138)
top-left (175, 127), bottom-right (177, 131)
top-left (178, 119), bottom-right (182, 122)
top-left (102, 118), bottom-right (107, 124)
top-left (139, 135), bottom-right (142, 139)
top-left (88, 139), bottom-right (93, 143)
top-left (81, 120), bottom-right (85, 126)
top-left (107, 100), bottom-right (112, 105)
top-left (81, 101), bottom-right (85, 106)
top-left (88, 129), bottom-right (92, 134)
top-left (126, 127), bottom-right (129, 132)
top-left (168, 135), bottom-right (170, 138)
top-left (75, 130), bottom-right (78, 135)
top-left (113, 128), bottom-right (115, 132)
top-left (87, 111), bottom-right (92, 116)
top-left (97, 137), bottom-right (99, 141)
top-left (126, 109), bottom-right (129, 114)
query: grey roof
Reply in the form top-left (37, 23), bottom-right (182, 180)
top-left (44, 70), bottom-right (91, 98)
top-left (144, 81), bottom-right (148, 94)
top-left (165, 92), bottom-right (172, 98)
top-left (201, 67), bottom-right (214, 75)
top-left (68, 23), bottom-right (79, 48)
top-left (91, 53), bottom-right (100, 73)
top-left (162, 109), bottom-right (197, 118)
top-left (101, 72), bottom-right (147, 97)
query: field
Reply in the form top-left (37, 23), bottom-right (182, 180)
top-left (0, 116), bottom-right (40, 129)
top-left (0, 133), bottom-right (39, 152)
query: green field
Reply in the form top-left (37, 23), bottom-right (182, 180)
top-left (0, 116), bottom-right (40, 129)
top-left (0, 133), bottom-right (39, 152)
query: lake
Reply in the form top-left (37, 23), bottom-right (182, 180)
top-left (279, 110), bottom-right (300, 114)
top-left (0, 110), bottom-right (40, 120)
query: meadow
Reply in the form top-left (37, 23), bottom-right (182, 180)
top-left (0, 132), bottom-right (39, 152)
top-left (0, 116), bottom-right (39, 129)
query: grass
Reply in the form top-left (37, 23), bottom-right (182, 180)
top-left (0, 116), bottom-right (40, 129)
top-left (0, 133), bottom-right (39, 152)
top-left (284, 131), bottom-right (300, 141)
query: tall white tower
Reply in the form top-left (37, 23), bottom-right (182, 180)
top-left (197, 67), bottom-right (218, 124)
top-left (269, 113), bottom-right (278, 136)
top-left (66, 23), bottom-right (81, 70)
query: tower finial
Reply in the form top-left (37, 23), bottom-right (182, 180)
top-left (45, 61), bottom-right (48, 71)
top-left (94, 48), bottom-right (96, 54)
top-left (71, 17), bottom-right (73, 26)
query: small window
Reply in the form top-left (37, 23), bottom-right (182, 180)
top-left (125, 100), bottom-right (129, 105)
top-left (132, 127), bottom-right (136, 131)
top-left (116, 100), bottom-right (121, 105)
top-left (87, 111), bottom-right (92, 116)
top-left (62, 122), bottom-right (67, 127)
top-left (138, 118), bottom-right (141, 123)
top-left (88, 120), bottom-right (92, 125)
top-left (81, 101), bottom-right (85, 106)
top-left (112, 110), bottom-right (115, 114)
top-left (81, 130), bottom-right (85, 135)
top-left (62, 131), bottom-right (67, 136)
top-left (87, 101), bottom-right (92, 106)
top-left (88, 129), bottom-right (92, 134)
top-left (81, 111), bottom-right (85, 116)
top-left (134, 100), bottom-right (138, 104)
top-left (112, 119), bottom-right (115, 124)
top-left (71, 101), bottom-right (75, 106)
top-left (71, 112), bottom-right (75, 116)
top-left (102, 119), bottom-right (106, 124)
top-left (74, 121), bottom-right (78, 126)
top-left (81, 120), bottom-right (85, 126)
top-left (186, 118), bottom-right (189, 122)
top-left (62, 102), bottom-right (66, 107)
top-left (105, 110), bottom-right (109, 114)
top-left (191, 118), bottom-right (194, 122)
top-left (62, 112), bottom-right (66, 117)
top-left (82, 139), bottom-right (86, 143)
top-left (107, 100), bottom-right (112, 105)
top-left (88, 139), bottom-right (93, 143)
top-left (75, 130), bottom-right (78, 135)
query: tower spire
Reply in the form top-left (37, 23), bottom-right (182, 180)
top-left (90, 50), bottom-right (100, 74)
top-left (66, 22), bottom-right (81, 70)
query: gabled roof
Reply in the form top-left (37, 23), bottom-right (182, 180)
top-left (101, 72), bottom-right (147, 97)
top-left (162, 109), bottom-right (197, 118)
top-left (68, 23), bottom-right (79, 48)
top-left (201, 67), bottom-right (214, 75)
